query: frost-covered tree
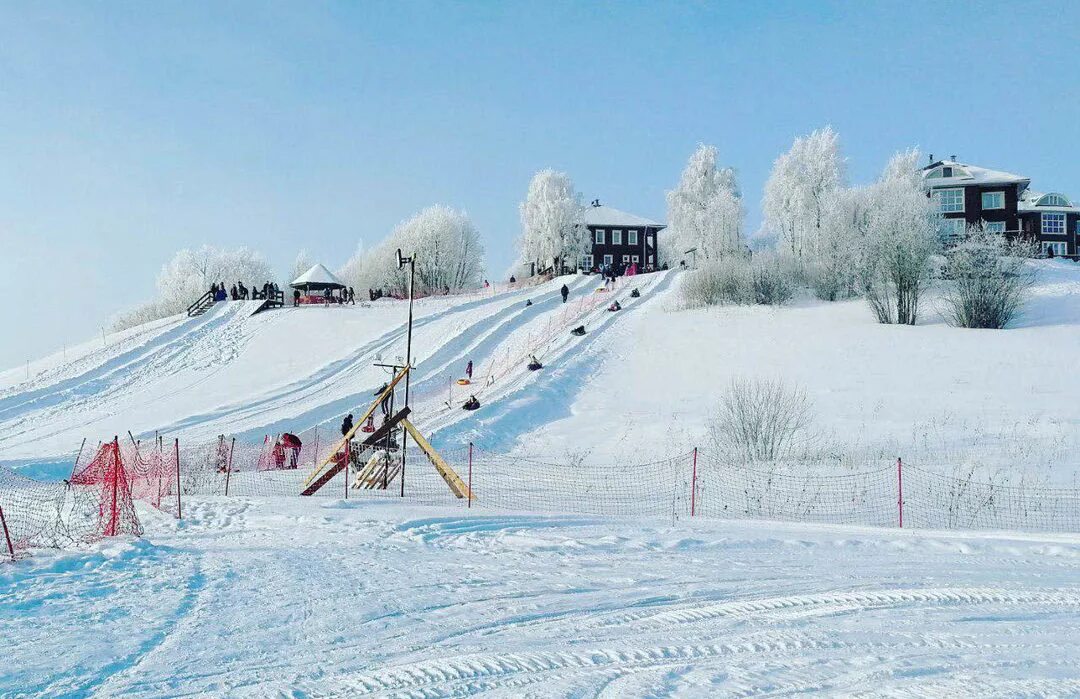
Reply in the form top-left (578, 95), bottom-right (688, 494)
top-left (942, 224), bottom-right (1037, 329)
top-left (518, 169), bottom-right (586, 272)
top-left (809, 186), bottom-right (872, 301)
top-left (354, 205), bottom-right (485, 296)
top-left (337, 241), bottom-right (368, 292)
top-left (665, 145), bottom-right (744, 263)
top-left (861, 149), bottom-right (940, 325)
top-left (112, 245), bottom-right (273, 329)
top-left (762, 127), bottom-right (845, 259)
top-left (289, 249), bottom-right (314, 285)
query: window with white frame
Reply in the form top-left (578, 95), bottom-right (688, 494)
top-left (940, 218), bottom-right (967, 240)
top-left (984, 221), bottom-right (1006, 233)
top-left (1038, 193), bottom-right (1071, 207)
top-left (981, 191), bottom-right (1005, 210)
top-left (632, 255), bottom-right (639, 264)
top-left (1042, 213), bottom-right (1066, 235)
top-left (933, 188), bottom-right (965, 213)
top-left (648, 254), bottom-right (654, 265)
top-left (612, 229), bottom-right (623, 245)
top-left (581, 254), bottom-right (593, 270)
top-left (594, 229), bottom-right (605, 244)
top-left (627, 229), bottom-right (639, 245)
top-left (603, 254), bottom-right (613, 265)
top-left (1042, 242), bottom-right (1067, 257)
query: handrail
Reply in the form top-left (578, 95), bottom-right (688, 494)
top-left (186, 291), bottom-right (213, 317)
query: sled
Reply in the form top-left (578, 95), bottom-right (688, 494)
top-left (457, 378), bottom-right (471, 386)
top-left (360, 416), bottom-right (375, 433)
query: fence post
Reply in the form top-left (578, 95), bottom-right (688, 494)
top-left (897, 457), bottom-right (904, 528)
top-left (468, 442), bottom-right (473, 509)
top-left (0, 505), bottom-right (15, 562)
top-left (224, 437), bottom-right (235, 497)
top-left (691, 447), bottom-right (698, 517)
top-left (108, 436), bottom-right (120, 537)
top-left (174, 438), bottom-right (182, 520)
top-left (344, 439), bottom-right (350, 499)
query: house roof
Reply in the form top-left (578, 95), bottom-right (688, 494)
top-left (1018, 190), bottom-right (1080, 214)
top-left (291, 263), bottom-right (345, 289)
top-left (583, 204), bottom-right (665, 229)
top-left (922, 159), bottom-right (1030, 188)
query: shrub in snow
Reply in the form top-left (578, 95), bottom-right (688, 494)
top-left (710, 377), bottom-right (814, 462)
top-left (942, 225), bottom-right (1036, 329)
top-left (112, 245), bottom-right (273, 330)
top-left (664, 144), bottom-right (744, 263)
top-left (681, 258), bottom-right (752, 307)
top-left (860, 150), bottom-right (939, 325)
top-left (749, 252), bottom-right (795, 305)
top-left (518, 169), bottom-right (587, 273)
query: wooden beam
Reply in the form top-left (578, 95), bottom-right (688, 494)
top-left (400, 419), bottom-right (471, 499)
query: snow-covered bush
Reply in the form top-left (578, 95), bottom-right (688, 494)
top-left (664, 144), bottom-right (744, 263)
top-left (518, 169), bottom-right (586, 273)
top-left (681, 258), bottom-right (752, 307)
top-left (806, 188), bottom-right (870, 301)
top-left (749, 252), bottom-right (796, 305)
top-left (709, 377), bottom-right (814, 462)
top-left (112, 245), bottom-right (273, 330)
top-left (860, 150), bottom-right (939, 325)
top-left (942, 225), bottom-right (1036, 329)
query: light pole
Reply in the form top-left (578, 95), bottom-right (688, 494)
top-left (396, 248), bottom-right (416, 497)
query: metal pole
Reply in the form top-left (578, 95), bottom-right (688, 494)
top-left (174, 438), bottom-right (182, 520)
top-left (400, 259), bottom-right (415, 498)
top-left (70, 437), bottom-right (87, 482)
top-left (468, 442), bottom-right (473, 509)
top-left (344, 438), bottom-right (350, 499)
top-left (224, 437), bottom-right (235, 497)
top-left (0, 505), bottom-right (15, 562)
top-left (690, 447), bottom-right (698, 517)
top-left (108, 437), bottom-right (120, 537)
top-left (897, 457), bottom-right (904, 528)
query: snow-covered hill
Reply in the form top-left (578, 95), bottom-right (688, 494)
top-left (3, 261), bottom-right (1080, 486)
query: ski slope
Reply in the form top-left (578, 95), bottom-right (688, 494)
top-left (0, 272), bottom-right (670, 463)
top-left (5, 497), bottom-right (1080, 697)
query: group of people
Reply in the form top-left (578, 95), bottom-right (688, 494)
top-left (209, 281), bottom-right (283, 302)
top-left (294, 287), bottom-right (356, 306)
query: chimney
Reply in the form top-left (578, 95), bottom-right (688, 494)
top-left (950, 154), bottom-right (957, 162)
top-left (929, 153), bottom-right (933, 164)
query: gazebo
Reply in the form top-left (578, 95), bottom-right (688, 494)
top-left (291, 263), bottom-right (347, 304)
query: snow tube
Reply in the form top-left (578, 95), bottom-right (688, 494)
top-left (527, 362), bottom-right (542, 371)
top-left (571, 326), bottom-right (586, 336)
top-left (462, 400), bottom-right (480, 411)
top-left (595, 288), bottom-right (608, 293)
top-left (457, 378), bottom-right (471, 386)
top-left (630, 288), bottom-right (640, 298)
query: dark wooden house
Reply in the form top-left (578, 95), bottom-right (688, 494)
top-left (922, 158), bottom-right (1079, 257)
top-left (581, 201), bottom-right (665, 272)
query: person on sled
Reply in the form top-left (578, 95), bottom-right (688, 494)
top-left (527, 354), bottom-right (543, 371)
top-left (609, 300), bottom-right (622, 311)
top-left (463, 395), bottom-right (480, 411)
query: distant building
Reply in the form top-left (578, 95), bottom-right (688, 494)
top-left (581, 200), bottom-right (665, 271)
top-left (922, 157), bottom-right (1080, 257)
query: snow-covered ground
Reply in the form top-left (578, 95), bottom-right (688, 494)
top-left (5, 497), bottom-right (1080, 697)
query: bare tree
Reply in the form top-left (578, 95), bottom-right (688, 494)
top-left (942, 224), bottom-right (1037, 329)
top-left (710, 377), bottom-right (814, 462)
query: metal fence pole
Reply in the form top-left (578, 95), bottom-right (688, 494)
top-left (691, 447), bottom-right (698, 517)
top-left (0, 505), bottom-right (15, 562)
top-left (897, 457), bottom-right (904, 528)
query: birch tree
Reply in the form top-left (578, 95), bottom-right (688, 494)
top-left (518, 169), bottom-right (587, 272)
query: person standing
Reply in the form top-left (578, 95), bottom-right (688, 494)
top-left (560, 284), bottom-right (569, 303)
top-left (348, 287), bottom-right (355, 304)
top-left (293, 288), bottom-right (301, 307)
top-left (466, 360), bottom-right (473, 380)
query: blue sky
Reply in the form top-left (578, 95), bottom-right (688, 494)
top-left (2, 1), bottom-right (1078, 368)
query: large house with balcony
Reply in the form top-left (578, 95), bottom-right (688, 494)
top-left (922, 157), bottom-right (1080, 257)
top-left (581, 201), bottom-right (665, 272)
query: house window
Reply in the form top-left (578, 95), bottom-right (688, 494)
top-left (622, 254), bottom-right (630, 263)
top-left (603, 254), bottom-right (613, 266)
top-left (581, 254), bottom-right (594, 270)
top-left (595, 229), bottom-right (605, 244)
top-left (1038, 193), bottom-right (1071, 207)
top-left (984, 221), bottom-right (1006, 233)
top-left (940, 218), bottom-right (967, 240)
top-left (612, 229), bottom-right (623, 245)
top-left (933, 188), bottom-right (965, 213)
top-left (942, 167), bottom-right (953, 178)
top-left (1042, 242), bottom-right (1067, 257)
top-left (981, 191), bottom-right (1005, 210)
top-left (632, 255), bottom-right (639, 263)
top-left (1042, 213), bottom-right (1066, 235)
top-left (648, 254), bottom-right (654, 265)
top-left (628, 230), bottom-right (639, 245)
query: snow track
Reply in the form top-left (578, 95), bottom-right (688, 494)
top-left (7, 499), bottom-right (1080, 697)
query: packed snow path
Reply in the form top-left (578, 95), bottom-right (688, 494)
top-left (5, 498), bottom-right (1080, 697)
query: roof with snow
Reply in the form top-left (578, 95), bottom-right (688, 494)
top-left (583, 203), bottom-right (665, 229)
top-left (1019, 190), bottom-right (1079, 213)
top-left (290, 263), bottom-right (345, 290)
top-left (921, 159), bottom-right (1030, 188)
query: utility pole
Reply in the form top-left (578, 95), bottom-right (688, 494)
top-left (395, 249), bottom-right (417, 497)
